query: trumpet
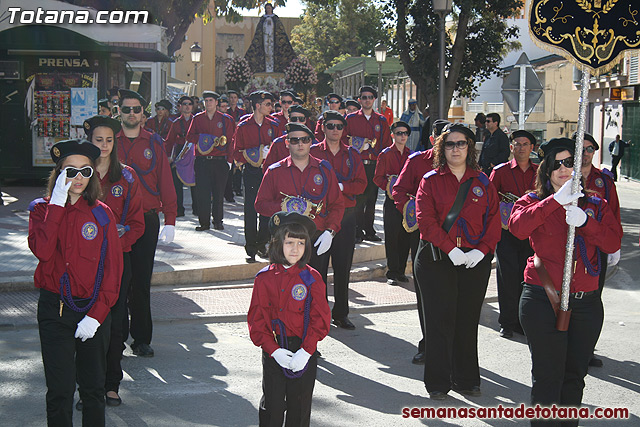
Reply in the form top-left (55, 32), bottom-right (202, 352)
top-left (499, 191), bottom-right (519, 204)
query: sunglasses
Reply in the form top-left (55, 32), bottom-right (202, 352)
top-left (394, 131), bottom-right (409, 136)
top-left (289, 116), bottom-right (306, 123)
top-left (181, 102), bottom-right (193, 106)
top-left (444, 140), bottom-right (468, 150)
top-left (64, 166), bottom-right (94, 179)
top-left (552, 157), bottom-right (574, 170)
top-left (325, 123), bottom-right (344, 130)
top-left (583, 146), bottom-right (596, 153)
top-left (287, 136), bottom-right (312, 145)
top-left (485, 120), bottom-right (493, 123)
top-left (120, 106), bottom-right (143, 114)
top-left (328, 99), bottom-right (341, 104)
top-left (513, 142), bottom-right (531, 149)
top-left (360, 95), bottom-right (375, 100)
top-left (281, 100), bottom-right (293, 105)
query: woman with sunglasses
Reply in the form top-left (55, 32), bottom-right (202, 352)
top-left (414, 123), bottom-right (501, 400)
top-left (509, 138), bottom-right (621, 425)
top-left (82, 115), bottom-right (145, 408)
top-left (28, 139), bottom-right (123, 426)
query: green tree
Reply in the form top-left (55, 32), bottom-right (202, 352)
top-left (290, 1), bottom-right (386, 95)
top-left (386, 0), bottom-right (522, 119)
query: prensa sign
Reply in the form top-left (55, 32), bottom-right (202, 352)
top-left (38, 57), bottom-right (91, 68)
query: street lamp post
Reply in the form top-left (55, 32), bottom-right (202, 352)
top-left (432, 0), bottom-right (453, 120)
top-left (226, 45), bottom-right (234, 60)
top-left (375, 43), bottom-right (387, 111)
top-left (190, 42), bottom-right (202, 94)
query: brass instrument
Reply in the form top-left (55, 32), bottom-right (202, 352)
top-left (499, 191), bottom-right (519, 204)
top-left (280, 192), bottom-right (323, 219)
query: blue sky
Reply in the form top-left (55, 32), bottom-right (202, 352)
top-left (242, 0), bottom-right (305, 18)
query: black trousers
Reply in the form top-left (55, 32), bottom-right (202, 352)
top-left (258, 336), bottom-right (318, 427)
top-left (243, 165), bottom-right (270, 256)
top-left (128, 210), bottom-right (159, 346)
top-left (496, 229), bottom-right (533, 331)
top-left (195, 156), bottom-right (229, 227)
top-left (414, 246), bottom-right (492, 392)
top-left (383, 196), bottom-right (418, 277)
top-left (38, 289), bottom-right (111, 427)
top-left (611, 155), bottom-right (622, 181)
top-left (105, 252), bottom-right (131, 393)
top-left (233, 166), bottom-right (243, 193)
top-left (355, 162), bottom-right (378, 236)
top-left (519, 284), bottom-right (604, 427)
top-left (224, 166), bottom-right (235, 200)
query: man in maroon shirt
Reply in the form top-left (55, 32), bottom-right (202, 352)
top-left (116, 89), bottom-right (177, 357)
top-left (146, 99), bottom-right (173, 140)
top-left (489, 130), bottom-right (537, 339)
top-left (187, 91), bottom-right (236, 231)
top-left (314, 93), bottom-right (342, 142)
top-left (263, 105), bottom-right (312, 171)
top-left (271, 90), bottom-right (296, 136)
top-left (227, 90), bottom-right (246, 122)
top-left (344, 86), bottom-right (392, 242)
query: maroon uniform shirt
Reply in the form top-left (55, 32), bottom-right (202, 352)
top-left (310, 141), bottom-right (367, 209)
top-left (164, 115), bottom-right (193, 158)
top-left (248, 263), bottom-right (330, 355)
top-left (489, 159), bottom-right (538, 198)
top-left (28, 198), bottom-right (124, 323)
top-left (186, 110), bottom-right (236, 162)
top-left (232, 115), bottom-right (279, 166)
top-left (392, 149), bottom-right (434, 213)
top-left (99, 165), bottom-right (145, 252)
top-left (584, 166), bottom-right (620, 224)
top-left (374, 145), bottom-right (412, 195)
top-left (228, 106), bottom-right (247, 122)
top-left (116, 128), bottom-right (177, 225)
top-left (255, 156), bottom-right (345, 233)
top-left (146, 115), bottom-right (172, 140)
top-left (263, 135), bottom-right (289, 172)
top-left (416, 166), bottom-right (501, 255)
top-left (314, 116), bottom-right (325, 142)
top-left (510, 193), bottom-right (622, 293)
top-left (342, 109), bottom-right (393, 161)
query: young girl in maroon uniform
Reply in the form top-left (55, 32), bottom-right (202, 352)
top-left (247, 212), bottom-right (330, 427)
top-left (29, 139), bottom-right (123, 426)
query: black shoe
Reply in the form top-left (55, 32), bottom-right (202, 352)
top-left (500, 328), bottom-right (513, 338)
top-left (452, 385), bottom-right (481, 397)
top-left (132, 342), bottom-right (154, 357)
top-left (256, 249), bottom-right (268, 259)
top-left (213, 223), bottom-right (224, 230)
top-left (589, 356), bottom-right (603, 368)
top-left (363, 233), bottom-right (382, 242)
top-left (105, 392), bottom-right (122, 407)
top-left (355, 235), bottom-right (363, 244)
top-left (246, 255), bottom-right (257, 263)
top-left (333, 317), bottom-right (356, 330)
top-left (225, 197), bottom-right (235, 203)
top-left (75, 399), bottom-right (83, 411)
top-left (234, 190), bottom-right (243, 196)
top-left (176, 210), bottom-right (185, 218)
top-left (387, 278), bottom-right (399, 286)
top-left (429, 391), bottom-right (447, 400)
top-left (195, 226), bottom-right (210, 231)
top-left (412, 351), bottom-right (425, 365)
top-left (397, 275), bottom-right (410, 283)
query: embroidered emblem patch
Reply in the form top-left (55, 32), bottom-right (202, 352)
top-left (268, 128), bottom-right (273, 137)
top-left (375, 124), bottom-right (380, 132)
top-left (291, 284), bottom-right (307, 301)
top-left (217, 121), bottom-right (223, 128)
top-left (273, 214), bottom-right (281, 226)
top-left (111, 185), bottom-right (123, 198)
top-left (595, 178), bottom-right (604, 188)
top-left (52, 147), bottom-right (60, 157)
top-left (585, 208), bottom-right (595, 218)
top-left (313, 174), bottom-right (323, 185)
top-left (143, 148), bottom-right (153, 159)
top-left (472, 186), bottom-right (484, 197)
top-left (81, 222), bottom-right (98, 240)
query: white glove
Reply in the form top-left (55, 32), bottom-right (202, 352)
top-left (338, 183), bottom-right (344, 191)
top-left (262, 145), bottom-right (270, 158)
top-left (271, 348), bottom-right (294, 369)
top-left (448, 247), bottom-right (467, 266)
top-left (607, 249), bottom-right (621, 266)
top-left (361, 142), bottom-right (371, 152)
top-left (314, 230), bottom-right (333, 256)
top-left (465, 249), bottom-right (485, 269)
top-left (158, 225), bottom-right (175, 244)
top-left (554, 179), bottom-right (583, 206)
top-left (227, 162), bottom-right (232, 169)
top-left (74, 316), bottom-right (100, 342)
top-left (50, 171), bottom-right (72, 207)
top-left (289, 348), bottom-right (312, 373)
top-left (565, 205), bottom-right (588, 227)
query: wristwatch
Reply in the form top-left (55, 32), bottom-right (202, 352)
top-left (326, 229), bottom-right (336, 238)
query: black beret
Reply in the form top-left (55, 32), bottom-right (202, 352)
top-left (218, 95), bottom-right (229, 104)
top-left (279, 90), bottom-right (296, 99)
top-left (107, 87), bottom-right (119, 97)
top-left (178, 95), bottom-right (193, 104)
top-left (118, 89), bottom-right (147, 108)
top-left (326, 93), bottom-right (343, 102)
top-left (155, 99), bottom-right (172, 110)
top-left (345, 99), bottom-right (361, 109)
top-left (322, 110), bottom-right (347, 125)
top-left (250, 91), bottom-right (275, 103)
top-left (340, 101), bottom-right (346, 109)
top-left (474, 113), bottom-right (486, 121)
top-left (294, 96), bottom-right (303, 104)
top-left (202, 91), bottom-right (220, 100)
top-left (391, 120), bottom-right (411, 134)
top-left (511, 130), bottom-right (537, 146)
top-left (83, 115), bottom-right (121, 136)
top-left (359, 85), bottom-right (377, 98)
top-left (443, 123), bottom-right (475, 141)
top-left (432, 119), bottom-right (451, 137)
top-left (50, 139), bottom-right (101, 163)
top-left (285, 122), bottom-right (314, 138)
top-left (269, 211), bottom-right (316, 237)
top-left (226, 90), bottom-right (239, 96)
top-left (572, 131), bottom-right (599, 150)
top-left (537, 137), bottom-right (575, 160)
top-left (98, 98), bottom-right (109, 109)
top-left (289, 105), bottom-right (311, 117)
